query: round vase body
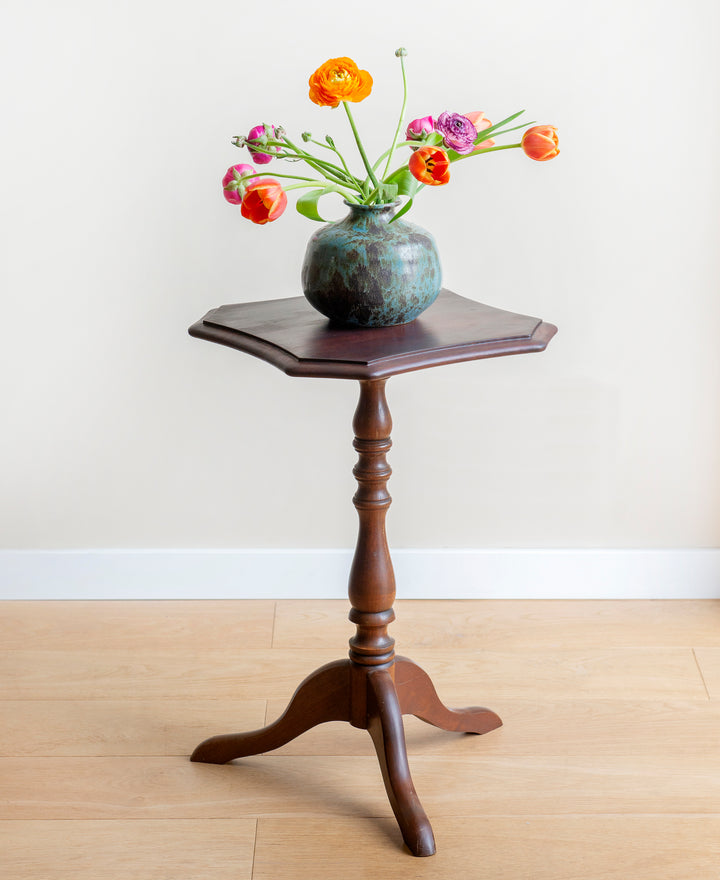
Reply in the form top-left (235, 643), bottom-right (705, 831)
top-left (301, 202), bottom-right (442, 327)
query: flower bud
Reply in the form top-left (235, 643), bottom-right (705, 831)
top-left (247, 124), bottom-right (279, 165)
top-left (395, 47), bottom-right (408, 57)
top-left (521, 125), bottom-right (559, 161)
top-left (301, 131), bottom-right (313, 142)
top-left (222, 163), bottom-right (256, 205)
top-left (406, 115), bottom-right (435, 141)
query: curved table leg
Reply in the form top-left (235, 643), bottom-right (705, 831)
top-left (191, 659), bottom-right (352, 764)
top-left (394, 656), bottom-right (503, 734)
top-left (366, 667), bottom-right (436, 857)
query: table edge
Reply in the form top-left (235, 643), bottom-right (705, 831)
top-left (188, 317), bottom-right (558, 380)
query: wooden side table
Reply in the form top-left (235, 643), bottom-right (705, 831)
top-left (188, 289), bottom-right (557, 856)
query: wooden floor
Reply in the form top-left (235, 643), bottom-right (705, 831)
top-left (2, 599), bottom-right (720, 878)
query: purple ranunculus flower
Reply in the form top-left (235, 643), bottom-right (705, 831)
top-left (435, 111), bottom-right (478, 154)
top-left (247, 124), bottom-right (278, 165)
top-left (406, 115), bottom-right (435, 141)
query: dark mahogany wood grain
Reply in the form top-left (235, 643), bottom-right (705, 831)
top-left (366, 667), bottom-right (436, 857)
top-left (395, 656), bottom-right (503, 734)
top-left (190, 660), bottom-right (351, 764)
top-left (188, 289), bottom-right (557, 380)
top-left (189, 293), bottom-right (557, 856)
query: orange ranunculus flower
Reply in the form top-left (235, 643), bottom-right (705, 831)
top-left (240, 179), bottom-right (287, 224)
top-left (521, 125), bottom-right (560, 161)
top-left (408, 145), bottom-right (451, 186)
top-left (308, 57), bottom-right (373, 108)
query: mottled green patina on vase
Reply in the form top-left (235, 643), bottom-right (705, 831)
top-left (301, 201), bottom-right (442, 327)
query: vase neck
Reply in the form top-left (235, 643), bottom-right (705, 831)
top-left (345, 201), bottom-right (398, 227)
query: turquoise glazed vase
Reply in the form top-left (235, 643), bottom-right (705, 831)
top-left (301, 201), bottom-right (442, 327)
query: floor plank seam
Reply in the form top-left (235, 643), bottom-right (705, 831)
top-left (250, 818), bottom-right (259, 879)
top-left (270, 601), bottom-right (278, 649)
top-left (692, 648), bottom-right (711, 699)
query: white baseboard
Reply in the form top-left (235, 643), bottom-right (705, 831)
top-left (0, 548), bottom-right (719, 600)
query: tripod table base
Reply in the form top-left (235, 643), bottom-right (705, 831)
top-left (191, 656), bottom-right (501, 857)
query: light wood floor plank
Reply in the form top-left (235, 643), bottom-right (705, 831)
top-left (1, 700), bottom-right (266, 757)
top-left (2, 599), bottom-right (718, 877)
top-left (694, 647), bottom-right (720, 699)
top-left (273, 599), bottom-right (720, 649)
top-left (0, 647), bottom-right (706, 700)
top-left (6, 697), bottom-right (717, 760)
top-left (253, 816), bottom-right (720, 880)
top-left (3, 754), bottom-right (720, 820)
top-left (0, 819), bottom-right (256, 880)
top-left (263, 698), bottom-right (720, 757)
top-left (0, 600), bottom-right (276, 651)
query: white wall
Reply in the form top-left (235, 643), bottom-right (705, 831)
top-left (1, 0), bottom-right (719, 594)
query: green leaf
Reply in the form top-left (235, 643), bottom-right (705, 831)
top-left (384, 168), bottom-right (418, 198)
top-left (376, 182), bottom-right (399, 202)
top-left (472, 110), bottom-right (525, 144)
top-left (389, 197), bottom-right (414, 223)
top-left (295, 188), bottom-right (335, 222)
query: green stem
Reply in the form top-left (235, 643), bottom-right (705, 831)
top-left (274, 135), bottom-right (362, 189)
top-left (383, 141), bottom-right (523, 185)
top-left (277, 152), bottom-right (357, 187)
top-left (283, 182), bottom-right (359, 199)
top-left (241, 171), bottom-right (328, 185)
top-left (453, 143), bottom-right (522, 162)
top-left (308, 138), bottom-right (355, 181)
top-left (382, 53), bottom-right (408, 182)
top-left (342, 102), bottom-right (381, 192)
top-left (372, 139), bottom-right (418, 172)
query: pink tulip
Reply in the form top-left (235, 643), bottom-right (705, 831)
top-left (405, 115), bottom-right (435, 141)
top-left (222, 163), bottom-right (256, 204)
top-left (464, 111), bottom-right (495, 149)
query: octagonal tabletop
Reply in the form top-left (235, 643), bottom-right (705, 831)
top-left (189, 289), bottom-right (557, 380)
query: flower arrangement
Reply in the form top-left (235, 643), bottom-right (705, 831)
top-left (222, 49), bottom-right (559, 225)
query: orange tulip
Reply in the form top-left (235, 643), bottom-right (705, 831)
top-left (308, 57), bottom-right (373, 108)
top-left (464, 111), bottom-right (495, 149)
top-left (240, 179), bottom-right (287, 224)
top-left (521, 125), bottom-right (559, 161)
top-left (408, 146), bottom-right (451, 186)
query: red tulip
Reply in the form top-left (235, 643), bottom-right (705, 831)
top-left (408, 145), bottom-right (450, 186)
top-left (240, 179), bottom-right (287, 224)
top-left (521, 125), bottom-right (559, 162)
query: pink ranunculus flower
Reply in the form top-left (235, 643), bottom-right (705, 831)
top-left (405, 115), bottom-right (435, 141)
top-left (247, 124), bottom-right (279, 164)
top-left (464, 111), bottom-right (495, 149)
top-left (222, 163), bottom-right (256, 204)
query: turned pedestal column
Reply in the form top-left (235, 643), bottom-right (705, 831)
top-left (190, 379), bottom-right (502, 855)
